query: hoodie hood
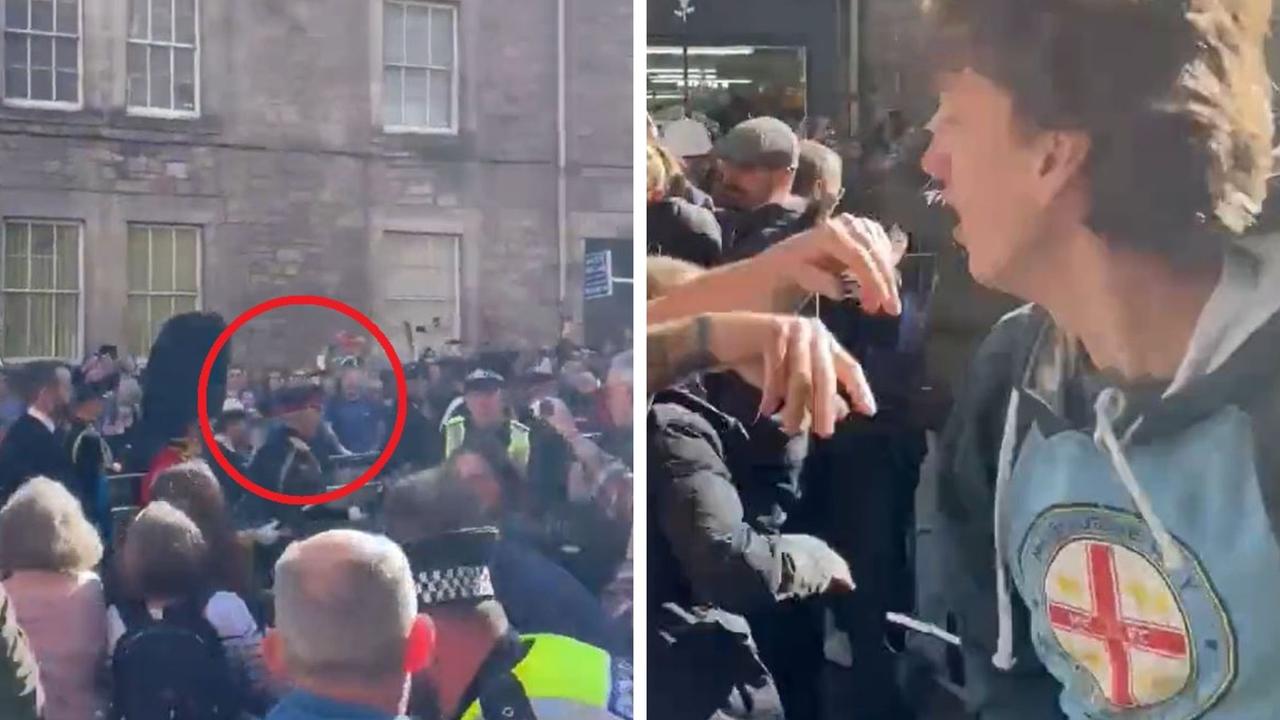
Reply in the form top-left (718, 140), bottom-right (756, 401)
top-left (1167, 234), bottom-right (1280, 394)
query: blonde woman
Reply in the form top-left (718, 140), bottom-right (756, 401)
top-left (0, 477), bottom-right (107, 720)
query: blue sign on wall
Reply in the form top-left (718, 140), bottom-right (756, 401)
top-left (584, 250), bottom-right (613, 300)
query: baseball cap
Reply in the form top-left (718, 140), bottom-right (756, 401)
top-left (714, 117), bottom-right (800, 170)
top-left (661, 117), bottom-right (714, 158)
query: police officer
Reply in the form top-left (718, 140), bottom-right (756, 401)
top-left (394, 525), bottom-right (631, 720)
top-left (442, 370), bottom-right (530, 471)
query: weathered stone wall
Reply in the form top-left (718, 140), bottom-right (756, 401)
top-left (0, 0), bottom-right (632, 368)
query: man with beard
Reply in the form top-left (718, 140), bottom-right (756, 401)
top-left (0, 361), bottom-right (73, 504)
top-left (912, 0), bottom-right (1280, 716)
top-left (714, 117), bottom-right (809, 262)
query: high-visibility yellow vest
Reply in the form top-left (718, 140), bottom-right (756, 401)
top-left (443, 416), bottom-right (530, 470)
top-left (460, 634), bottom-right (632, 720)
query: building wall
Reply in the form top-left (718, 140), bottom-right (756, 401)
top-left (0, 0), bottom-right (631, 367)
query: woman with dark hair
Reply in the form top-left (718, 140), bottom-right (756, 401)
top-left (445, 435), bottom-right (527, 518)
top-left (449, 432), bottom-right (629, 598)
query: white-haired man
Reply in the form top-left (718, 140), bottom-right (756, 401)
top-left (263, 530), bottom-right (436, 720)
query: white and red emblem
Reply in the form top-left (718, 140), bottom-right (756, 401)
top-left (1043, 539), bottom-right (1191, 708)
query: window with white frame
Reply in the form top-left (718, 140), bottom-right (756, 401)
top-left (3, 0), bottom-right (81, 106)
top-left (126, 224), bottom-right (200, 356)
top-left (378, 231), bottom-right (459, 360)
top-left (1, 220), bottom-right (81, 359)
top-left (127, 0), bottom-right (198, 115)
top-left (382, 1), bottom-right (457, 132)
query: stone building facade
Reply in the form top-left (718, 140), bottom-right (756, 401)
top-left (0, 0), bottom-right (632, 368)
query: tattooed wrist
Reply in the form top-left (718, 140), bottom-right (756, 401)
top-left (680, 314), bottom-right (717, 377)
top-left (647, 314), bottom-right (720, 391)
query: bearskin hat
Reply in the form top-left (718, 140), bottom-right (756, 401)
top-left (127, 312), bottom-right (231, 471)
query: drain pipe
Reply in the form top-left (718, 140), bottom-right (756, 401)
top-left (556, 0), bottom-right (568, 312)
top-left (847, 0), bottom-right (861, 134)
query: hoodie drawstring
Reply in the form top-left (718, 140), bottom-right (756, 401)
top-left (1092, 388), bottom-right (1184, 572)
top-left (991, 389), bottom-right (1020, 670)
top-left (990, 386), bottom-right (1184, 672)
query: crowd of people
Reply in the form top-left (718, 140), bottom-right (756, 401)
top-left (0, 312), bottom-right (633, 719)
top-left (646, 0), bottom-right (1279, 718)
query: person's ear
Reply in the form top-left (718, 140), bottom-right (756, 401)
top-left (263, 629), bottom-right (287, 680)
top-left (1033, 129), bottom-right (1090, 206)
top-left (404, 613), bottom-right (437, 674)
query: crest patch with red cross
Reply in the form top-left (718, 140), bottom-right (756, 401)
top-left (1018, 507), bottom-right (1235, 719)
top-left (1044, 539), bottom-right (1190, 706)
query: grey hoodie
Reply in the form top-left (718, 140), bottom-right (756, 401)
top-left (914, 236), bottom-right (1280, 718)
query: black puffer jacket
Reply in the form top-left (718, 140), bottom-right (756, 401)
top-left (648, 388), bottom-right (845, 720)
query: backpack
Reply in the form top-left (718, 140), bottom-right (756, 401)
top-left (111, 595), bottom-right (240, 720)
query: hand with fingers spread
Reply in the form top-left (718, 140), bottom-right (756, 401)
top-left (759, 214), bottom-right (905, 316)
top-left (702, 312), bottom-right (877, 437)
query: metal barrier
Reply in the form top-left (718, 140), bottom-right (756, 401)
top-left (107, 473), bottom-right (144, 510)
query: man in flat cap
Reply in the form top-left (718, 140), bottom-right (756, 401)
top-left (441, 370), bottom-right (530, 472)
top-left (712, 116), bottom-right (810, 261)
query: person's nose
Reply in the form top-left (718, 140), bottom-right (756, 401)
top-left (919, 129), bottom-right (949, 185)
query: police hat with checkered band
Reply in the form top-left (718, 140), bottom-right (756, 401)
top-left (404, 527), bottom-right (499, 607)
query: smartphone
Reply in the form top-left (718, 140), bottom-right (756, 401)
top-left (98, 344), bottom-right (119, 359)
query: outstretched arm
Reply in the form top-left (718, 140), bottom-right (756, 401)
top-left (648, 215), bottom-right (903, 325)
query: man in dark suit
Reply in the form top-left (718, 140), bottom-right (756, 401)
top-left (0, 360), bottom-right (73, 503)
